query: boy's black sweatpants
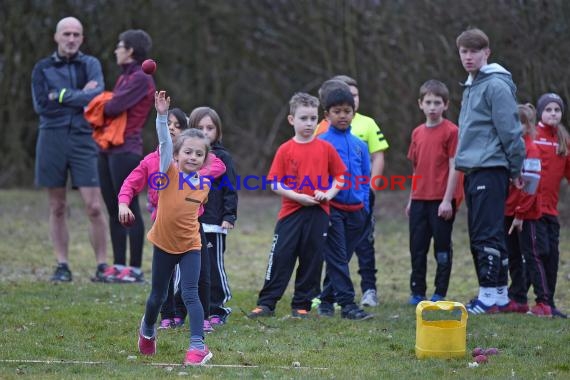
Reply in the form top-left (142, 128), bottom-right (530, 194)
top-left (351, 190), bottom-right (377, 293)
top-left (409, 199), bottom-right (455, 297)
top-left (320, 207), bottom-right (367, 307)
top-left (256, 207), bottom-right (329, 312)
top-left (464, 168), bottom-right (509, 288)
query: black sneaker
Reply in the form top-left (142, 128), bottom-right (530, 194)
top-left (51, 264), bottom-right (72, 282)
top-left (291, 309), bottom-right (310, 319)
top-left (341, 304), bottom-right (373, 320)
top-left (247, 305), bottom-right (274, 318)
top-left (91, 264), bottom-right (110, 283)
top-left (552, 308), bottom-right (568, 319)
top-left (317, 302), bottom-right (335, 317)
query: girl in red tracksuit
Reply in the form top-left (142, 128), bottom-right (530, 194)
top-left (502, 104), bottom-right (547, 315)
top-left (533, 93), bottom-right (570, 318)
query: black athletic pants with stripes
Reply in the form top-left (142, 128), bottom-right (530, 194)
top-left (206, 232), bottom-right (233, 319)
top-left (504, 216), bottom-right (550, 305)
top-left (256, 207), bottom-right (329, 312)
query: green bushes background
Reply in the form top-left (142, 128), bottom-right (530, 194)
top-left (1, 0), bottom-right (569, 192)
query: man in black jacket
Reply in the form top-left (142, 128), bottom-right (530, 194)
top-left (31, 16), bottom-right (108, 282)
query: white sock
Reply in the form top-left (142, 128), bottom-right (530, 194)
top-left (495, 286), bottom-right (509, 306)
top-left (478, 287), bottom-right (495, 306)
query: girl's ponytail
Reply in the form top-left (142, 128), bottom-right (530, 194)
top-left (555, 124), bottom-right (569, 156)
top-left (518, 103), bottom-right (536, 139)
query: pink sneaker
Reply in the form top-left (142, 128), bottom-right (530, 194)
top-left (529, 302), bottom-right (552, 318)
top-left (209, 315), bottom-right (224, 326)
top-left (158, 318), bottom-right (173, 329)
top-left (498, 299), bottom-right (529, 313)
top-left (138, 331), bottom-right (156, 355)
top-left (102, 265), bottom-right (121, 282)
top-left (115, 267), bottom-right (145, 283)
top-left (203, 319), bottom-right (214, 333)
top-left (173, 317), bottom-right (184, 328)
top-left (184, 346), bottom-right (213, 366)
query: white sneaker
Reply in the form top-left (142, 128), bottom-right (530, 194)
top-left (361, 289), bottom-right (379, 307)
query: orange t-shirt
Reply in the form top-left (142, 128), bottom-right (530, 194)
top-left (315, 119), bottom-right (329, 137)
top-left (147, 163), bottom-right (210, 254)
top-left (407, 119), bottom-right (463, 201)
top-left (268, 138), bottom-right (346, 220)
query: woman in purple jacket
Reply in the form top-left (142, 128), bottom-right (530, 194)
top-left (97, 29), bottom-right (156, 283)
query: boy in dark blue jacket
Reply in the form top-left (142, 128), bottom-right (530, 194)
top-left (318, 88), bottom-right (373, 320)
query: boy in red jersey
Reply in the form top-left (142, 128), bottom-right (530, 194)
top-left (248, 93), bottom-right (346, 318)
top-left (406, 80), bottom-right (461, 305)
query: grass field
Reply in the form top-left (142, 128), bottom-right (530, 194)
top-left (0, 189), bottom-right (569, 379)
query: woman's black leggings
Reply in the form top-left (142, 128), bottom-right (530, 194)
top-left (98, 152), bottom-right (144, 267)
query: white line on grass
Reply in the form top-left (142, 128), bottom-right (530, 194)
top-left (153, 362), bottom-right (328, 370)
top-left (0, 359), bottom-right (328, 370)
top-left (0, 359), bottom-right (104, 365)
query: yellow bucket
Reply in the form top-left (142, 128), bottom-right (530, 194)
top-left (415, 301), bottom-right (467, 359)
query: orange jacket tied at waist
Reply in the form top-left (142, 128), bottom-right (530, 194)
top-left (84, 91), bottom-right (127, 149)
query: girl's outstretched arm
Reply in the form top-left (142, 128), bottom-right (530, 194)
top-left (155, 91), bottom-right (173, 173)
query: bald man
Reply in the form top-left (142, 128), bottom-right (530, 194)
top-left (31, 17), bottom-right (108, 282)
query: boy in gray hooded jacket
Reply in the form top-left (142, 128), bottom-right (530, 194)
top-left (455, 28), bottom-right (525, 314)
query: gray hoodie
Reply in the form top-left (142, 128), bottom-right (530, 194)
top-left (455, 63), bottom-right (525, 178)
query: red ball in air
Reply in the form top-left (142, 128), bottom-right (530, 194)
top-left (142, 59), bottom-right (157, 75)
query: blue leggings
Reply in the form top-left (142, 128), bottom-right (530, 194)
top-left (144, 246), bottom-right (203, 341)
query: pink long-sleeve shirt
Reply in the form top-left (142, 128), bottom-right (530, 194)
top-left (118, 149), bottom-right (226, 221)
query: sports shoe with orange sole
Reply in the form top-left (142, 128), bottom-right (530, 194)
top-left (291, 309), bottom-right (310, 319)
top-left (247, 305), bottom-right (274, 318)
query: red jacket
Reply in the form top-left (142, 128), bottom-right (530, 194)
top-left (505, 135), bottom-right (541, 220)
top-left (534, 122), bottom-right (570, 216)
